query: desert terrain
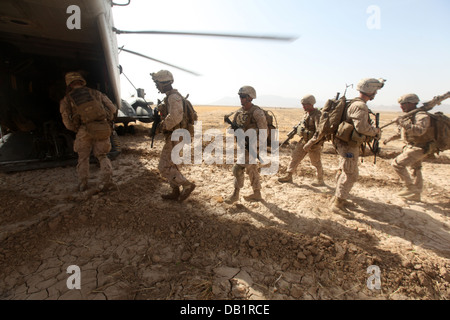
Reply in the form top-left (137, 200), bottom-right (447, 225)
top-left (0, 105), bottom-right (449, 301)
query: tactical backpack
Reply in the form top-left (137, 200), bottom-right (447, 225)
top-left (262, 108), bottom-right (277, 145)
top-left (315, 95), bottom-right (350, 142)
top-left (181, 94), bottom-right (198, 135)
top-left (246, 106), bottom-right (277, 146)
top-left (429, 112), bottom-right (450, 152)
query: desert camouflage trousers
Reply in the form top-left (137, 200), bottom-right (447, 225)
top-left (231, 150), bottom-right (261, 192)
top-left (334, 140), bottom-right (360, 200)
top-left (158, 135), bottom-right (189, 188)
top-left (74, 126), bottom-right (112, 184)
top-left (286, 140), bottom-right (323, 180)
top-left (391, 144), bottom-right (428, 192)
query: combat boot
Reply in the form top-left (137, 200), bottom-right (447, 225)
top-left (397, 186), bottom-right (417, 198)
top-left (243, 190), bottom-right (263, 202)
top-left (331, 197), bottom-right (353, 218)
top-left (225, 189), bottom-right (240, 204)
top-left (161, 186), bottom-right (181, 200)
top-left (403, 192), bottom-right (421, 202)
top-left (278, 172), bottom-right (293, 183)
top-left (311, 178), bottom-right (325, 187)
top-left (179, 182), bottom-right (196, 202)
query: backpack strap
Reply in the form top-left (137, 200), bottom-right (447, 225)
top-left (244, 104), bottom-right (260, 128)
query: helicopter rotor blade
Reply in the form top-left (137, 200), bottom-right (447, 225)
top-left (119, 47), bottom-right (202, 76)
top-left (113, 28), bottom-right (298, 42)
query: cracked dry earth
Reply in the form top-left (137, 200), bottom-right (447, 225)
top-left (1, 106), bottom-right (449, 300)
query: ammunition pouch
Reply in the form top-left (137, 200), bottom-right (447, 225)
top-left (85, 120), bottom-right (112, 140)
top-left (334, 122), bottom-right (354, 143)
top-left (350, 129), bottom-right (367, 146)
top-left (297, 127), bottom-right (314, 142)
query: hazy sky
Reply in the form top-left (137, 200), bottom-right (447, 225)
top-left (112, 0), bottom-right (450, 111)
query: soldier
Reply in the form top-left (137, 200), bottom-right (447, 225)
top-left (278, 94), bottom-right (324, 186)
top-left (60, 72), bottom-right (117, 192)
top-left (151, 70), bottom-right (196, 201)
top-left (225, 86), bottom-right (268, 204)
top-left (331, 78), bottom-right (384, 216)
top-left (383, 94), bottom-right (435, 202)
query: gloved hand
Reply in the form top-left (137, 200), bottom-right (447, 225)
top-left (303, 140), bottom-right (313, 152)
top-left (155, 121), bottom-right (164, 135)
top-left (375, 128), bottom-right (382, 140)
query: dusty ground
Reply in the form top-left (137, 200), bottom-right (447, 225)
top-left (0, 105), bottom-right (449, 301)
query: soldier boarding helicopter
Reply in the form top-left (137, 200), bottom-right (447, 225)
top-left (0, 0), bottom-right (296, 172)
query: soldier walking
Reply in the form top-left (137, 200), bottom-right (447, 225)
top-left (225, 86), bottom-right (268, 204)
top-left (278, 94), bottom-right (324, 186)
top-left (151, 70), bottom-right (196, 201)
top-left (383, 94), bottom-right (436, 202)
top-left (59, 72), bottom-right (117, 192)
top-left (331, 78), bottom-right (384, 216)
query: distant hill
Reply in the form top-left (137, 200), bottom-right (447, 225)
top-left (210, 95), bottom-right (304, 108)
top-left (210, 96), bottom-right (450, 114)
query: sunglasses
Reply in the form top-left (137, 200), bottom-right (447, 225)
top-left (239, 94), bottom-right (249, 99)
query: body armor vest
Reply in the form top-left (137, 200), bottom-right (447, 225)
top-left (404, 112), bottom-right (435, 148)
top-left (69, 87), bottom-right (107, 124)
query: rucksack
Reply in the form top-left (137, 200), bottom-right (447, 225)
top-left (248, 106), bottom-right (278, 146)
top-left (429, 112), bottom-right (450, 152)
top-left (182, 95), bottom-right (197, 125)
top-left (315, 95), bottom-right (350, 142)
top-left (263, 108), bottom-right (277, 145)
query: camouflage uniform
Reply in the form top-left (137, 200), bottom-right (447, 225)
top-left (158, 89), bottom-right (190, 187)
top-left (280, 108), bottom-right (324, 184)
top-left (334, 98), bottom-right (379, 200)
top-left (60, 87), bottom-right (117, 190)
top-left (231, 105), bottom-right (268, 197)
top-left (391, 111), bottom-right (434, 200)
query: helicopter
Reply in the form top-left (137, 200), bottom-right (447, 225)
top-left (0, 0), bottom-right (296, 172)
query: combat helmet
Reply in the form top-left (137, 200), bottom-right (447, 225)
top-left (398, 93), bottom-right (420, 105)
top-left (238, 86), bottom-right (257, 99)
top-left (301, 94), bottom-right (316, 105)
top-left (65, 72), bottom-right (86, 87)
top-left (151, 70), bottom-right (174, 84)
top-left (356, 78), bottom-right (386, 95)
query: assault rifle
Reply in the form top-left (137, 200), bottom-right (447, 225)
top-left (380, 91), bottom-right (450, 130)
top-left (369, 110), bottom-right (380, 164)
top-left (150, 99), bottom-right (162, 148)
top-left (224, 113), bottom-right (238, 130)
top-left (279, 121), bottom-right (304, 148)
top-left (224, 114), bottom-right (263, 163)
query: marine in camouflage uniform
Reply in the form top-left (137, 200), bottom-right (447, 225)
top-left (278, 94), bottom-right (324, 186)
top-left (331, 78), bottom-right (384, 216)
top-left (225, 86), bottom-right (268, 204)
top-left (151, 70), bottom-right (196, 201)
top-left (59, 72), bottom-right (117, 192)
top-left (383, 94), bottom-right (435, 202)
